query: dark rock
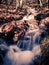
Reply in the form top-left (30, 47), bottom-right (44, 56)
top-left (35, 13), bottom-right (49, 21)
top-left (0, 0), bottom-right (2, 4)
top-left (40, 17), bottom-right (49, 34)
top-left (40, 43), bottom-right (49, 65)
top-left (0, 20), bottom-right (29, 43)
top-left (35, 14), bottom-right (46, 21)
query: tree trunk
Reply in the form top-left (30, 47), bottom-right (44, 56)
top-left (16, 0), bottom-right (23, 10)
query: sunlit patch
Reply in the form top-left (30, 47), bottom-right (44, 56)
top-left (23, 15), bottom-right (34, 20)
top-left (23, 7), bottom-right (38, 21)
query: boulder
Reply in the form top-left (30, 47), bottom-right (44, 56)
top-left (0, 20), bottom-right (29, 43)
top-left (40, 43), bottom-right (49, 65)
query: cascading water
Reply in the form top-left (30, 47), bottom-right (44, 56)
top-left (0, 7), bottom-right (47, 65)
top-left (0, 18), bottom-right (45, 65)
top-left (17, 15), bottom-right (44, 51)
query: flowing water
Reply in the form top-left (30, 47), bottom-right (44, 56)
top-left (17, 14), bottom-right (45, 51)
top-left (0, 8), bottom-right (47, 65)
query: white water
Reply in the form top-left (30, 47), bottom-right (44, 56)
top-left (0, 21), bottom-right (45, 65)
top-left (0, 44), bottom-right (41, 65)
top-left (0, 8), bottom-right (46, 65)
top-left (17, 19), bottom-right (42, 50)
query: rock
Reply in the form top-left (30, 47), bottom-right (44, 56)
top-left (35, 13), bottom-right (49, 21)
top-left (0, 20), bottom-right (29, 43)
top-left (40, 17), bottom-right (49, 34)
top-left (0, 0), bottom-right (2, 4)
top-left (0, 14), bottom-right (23, 24)
top-left (40, 43), bottom-right (49, 65)
top-left (13, 30), bottom-right (25, 42)
top-left (0, 21), bottom-right (16, 33)
top-left (12, 14), bottom-right (23, 20)
top-left (41, 17), bottom-right (49, 25)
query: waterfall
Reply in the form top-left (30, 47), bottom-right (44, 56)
top-left (0, 44), bottom-right (41, 65)
top-left (0, 7), bottom-right (47, 65)
top-left (16, 18), bottom-right (42, 50)
top-left (0, 22), bottom-right (45, 65)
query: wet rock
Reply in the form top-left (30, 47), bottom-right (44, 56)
top-left (13, 30), bottom-right (25, 42)
top-left (13, 21), bottom-right (29, 42)
top-left (0, 0), bottom-right (2, 4)
top-left (35, 13), bottom-right (45, 21)
top-left (0, 21), bottom-right (16, 33)
top-left (35, 13), bottom-right (49, 21)
top-left (40, 43), bottom-right (49, 65)
top-left (12, 14), bottom-right (23, 20)
top-left (39, 17), bottom-right (49, 34)
top-left (41, 17), bottom-right (49, 25)
top-left (0, 14), bottom-right (23, 24)
top-left (0, 20), bottom-right (29, 43)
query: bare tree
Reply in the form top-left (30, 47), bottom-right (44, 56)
top-left (16, 0), bottom-right (23, 10)
top-left (39, 0), bottom-right (48, 7)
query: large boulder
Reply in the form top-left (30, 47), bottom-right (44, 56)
top-left (0, 20), bottom-right (29, 43)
